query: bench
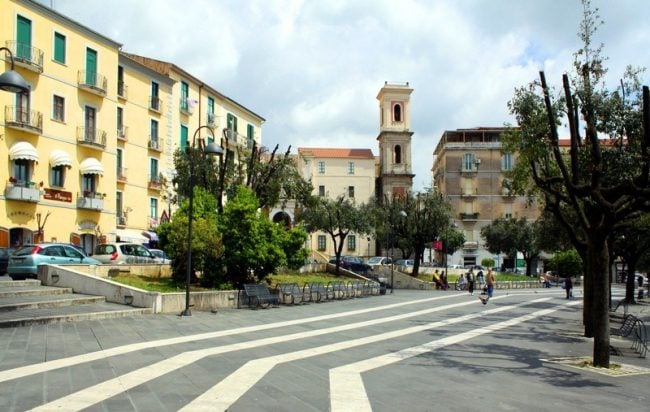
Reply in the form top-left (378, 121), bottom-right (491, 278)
top-left (328, 280), bottom-right (348, 299)
top-left (610, 313), bottom-right (647, 358)
top-left (277, 282), bottom-right (310, 305)
top-left (308, 282), bottom-right (332, 302)
top-left (243, 283), bottom-right (280, 309)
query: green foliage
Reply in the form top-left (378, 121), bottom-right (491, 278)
top-left (218, 185), bottom-right (288, 288)
top-left (547, 249), bottom-right (583, 278)
top-left (279, 224), bottom-right (310, 270)
top-left (481, 257), bottom-right (495, 268)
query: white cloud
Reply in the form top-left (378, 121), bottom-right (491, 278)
top-left (41, 0), bottom-right (650, 191)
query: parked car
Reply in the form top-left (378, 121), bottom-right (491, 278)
top-left (93, 243), bottom-right (157, 264)
top-left (328, 256), bottom-right (372, 274)
top-left (0, 247), bottom-right (15, 276)
top-left (8, 243), bottom-right (101, 280)
top-left (394, 259), bottom-right (415, 267)
top-left (149, 248), bottom-right (171, 264)
top-left (366, 256), bottom-right (392, 270)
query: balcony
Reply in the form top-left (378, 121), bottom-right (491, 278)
top-left (148, 137), bottom-right (163, 152)
top-left (117, 81), bottom-right (128, 100)
top-left (463, 241), bottom-right (479, 250)
top-left (149, 96), bottom-right (163, 113)
top-left (460, 189), bottom-right (477, 199)
top-left (5, 181), bottom-right (40, 203)
top-left (116, 215), bottom-right (127, 227)
top-left (4, 106), bottom-right (42, 134)
top-left (207, 112), bottom-right (217, 126)
top-left (179, 98), bottom-right (194, 115)
top-left (77, 127), bottom-right (107, 149)
top-left (459, 212), bottom-right (480, 220)
top-left (148, 174), bottom-right (163, 190)
top-left (78, 71), bottom-right (107, 96)
top-left (77, 192), bottom-right (104, 210)
top-left (5, 40), bottom-right (43, 73)
top-left (117, 126), bottom-right (128, 141)
top-left (117, 167), bottom-right (128, 183)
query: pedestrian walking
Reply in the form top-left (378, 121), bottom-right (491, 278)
top-left (477, 269), bottom-right (484, 286)
top-left (480, 268), bottom-right (496, 304)
top-left (467, 268), bottom-right (475, 295)
top-left (564, 276), bottom-right (573, 299)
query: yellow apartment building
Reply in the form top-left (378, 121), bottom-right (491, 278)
top-left (297, 147), bottom-right (378, 259)
top-left (1, 0), bottom-right (264, 253)
top-left (431, 127), bottom-right (541, 269)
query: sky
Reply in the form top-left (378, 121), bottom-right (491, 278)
top-left (41, 0), bottom-right (650, 191)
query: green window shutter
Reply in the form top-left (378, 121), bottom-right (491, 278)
top-left (180, 125), bottom-right (188, 150)
top-left (16, 15), bottom-right (32, 60)
top-left (54, 32), bottom-right (66, 63)
top-left (85, 48), bottom-right (97, 85)
top-left (247, 124), bottom-right (254, 140)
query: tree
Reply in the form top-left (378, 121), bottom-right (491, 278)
top-left (504, 0), bottom-right (650, 367)
top-left (218, 185), bottom-right (291, 288)
top-left (385, 193), bottom-right (452, 277)
top-left (547, 249), bottom-right (583, 279)
top-left (157, 187), bottom-right (224, 286)
top-left (610, 213), bottom-right (650, 302)
top-left (300, 195), bottom-right (372, 273)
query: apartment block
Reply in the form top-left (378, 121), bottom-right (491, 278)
top-left (431, 127), bottom-right (541, 269)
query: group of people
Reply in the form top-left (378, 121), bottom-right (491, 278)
top-left (432, 266), bottom-right (497, 303)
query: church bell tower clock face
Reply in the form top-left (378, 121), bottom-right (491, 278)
top-left (377, 82), bottom-right (414, 199)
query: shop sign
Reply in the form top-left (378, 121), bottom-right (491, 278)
top-left (44, 188), bottom-right (72, 203)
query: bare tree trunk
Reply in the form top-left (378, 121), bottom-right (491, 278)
top-left (589, 236), bottom-right (610, 368)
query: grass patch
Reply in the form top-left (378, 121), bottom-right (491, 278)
top-left (109, 274), bottom-right (209, 293)
top-left (268, 272), bottom-right (350, 286)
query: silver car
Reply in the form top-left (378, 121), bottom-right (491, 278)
top-left (8, 243), bottom-right (100, 280)
top-left (93, 243), bottom-right (156, 264)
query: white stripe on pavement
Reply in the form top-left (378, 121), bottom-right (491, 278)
top-left (180, 298), bottom-right (554, 411)
top-left (30, 295), bottom-right (521, 411)
top-left (329, 300), bottom-right (582, 411)
top-left (0, 293), bottom-right (461, 384)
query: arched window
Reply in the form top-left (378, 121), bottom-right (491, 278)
top-left (394, 145), bottom-right (402, 164)
top-left (393, 103), bottom-right (402, 122)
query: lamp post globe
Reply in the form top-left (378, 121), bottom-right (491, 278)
top-left (0, 47), bottom-right (30, 93)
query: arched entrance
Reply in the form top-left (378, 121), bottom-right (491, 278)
top-left (272, 211), bottom-right (292, 228)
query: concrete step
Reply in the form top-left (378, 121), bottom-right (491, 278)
top-left (0, 302), bottom-right (153, 328)
top-left (0, 293), bottom-right (106, 312)
top-left (0, 285), bottom-right (73, 298)
top-left (0, 278), bottom-right (41, 287)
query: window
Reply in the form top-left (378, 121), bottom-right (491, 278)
top-left (348, 186), bottom-right (355, 198)
top-left (394, 145), bottom-right (402, 164)
top-left (116, 191), bottom-right (123, 218)
top-left (117, 107), bottom-right (123, 135)
top-left (150, 81), bottom-right (160, 111)
top-left (318, 185), bottom-right (325, 197)
top-left (149, 158), bottom-right (159, 182)
top-left (463, 153), bottom-right (477, 171)
top-left (51, 165), bottom-right (65, 187)
top-left (52, 95), bottom-right (64, 122)
top-left (150, 119), bottom-right (159, 142)
top-left (81, 174), bottom-right (95, 193)
top-left (347, 235), bottom-right (356, 251)
top-left (116, 148), bottom-right (124, 178)
top-left (53, 32), bottom-right (66, 63)
top-left (502, 153), bottom-right (513, 171)
top-left (117, 65), bottom-right (125, 97)
top-left (505, 213), bottom-right (513, 219)
top-left (207, 96), bottom-right (215, 115)
top-left (247, 124), bottom-right (254, 144)
top-left (318, 161), bottom-right (325, 174)
top-left (393, 103), bottom-right (402, 122)
top-left (226, 113), bottom-right (238, 132)
top-left (13, 159), bottom-right (31, 182)
top-left (150, 198), bottom-right (158, 220)
top-left (180, 124), bottom-right (188, 151)
top-left (16, 91), bottom-right (30, 123)
top-left (180, 81), bottom-right (189, 110)
top-left (84, 106), bottom-right (96, 141)
top-left (317, 235), bottom-right (326, 251)
top-left (348, 162), bottom-right (355, 174)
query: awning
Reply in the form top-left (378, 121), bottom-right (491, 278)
top-left (79, 157), bottom-right (104, 175)
top-left (115, 229), bottom-right (148, 244)
top-left (142, 231), bottom-right (159, 242)
top-left (49, 149), bottom-right (72, 167)
top-left (9, 141), bottom-right (39, 162)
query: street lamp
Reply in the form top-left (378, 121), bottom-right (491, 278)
top-left (390, 210), bottom-right (407, 293)
top-left (181, 125), bottom-right (224, 317)
top-left (0, 47), bottom-right (30, 93)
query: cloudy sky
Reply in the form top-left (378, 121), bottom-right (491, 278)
top-left (42, 0), bottom-right (650, 191)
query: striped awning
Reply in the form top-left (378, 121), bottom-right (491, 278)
top-left (79, 157), bottom-right (104, 175)
top-left (8, 141), bottom-right (39, 162)
top-left (49, 150), bottom-right (72, 167)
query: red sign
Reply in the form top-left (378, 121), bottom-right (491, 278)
top-left (43, 188), bottom-right (72, 203)
top-left (433, 240), bottom-right (443, 250)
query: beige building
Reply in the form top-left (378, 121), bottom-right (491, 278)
top-left (431, 127), bottom-right (541, 269)
top-left (1, 0), bottom-right (263, 253)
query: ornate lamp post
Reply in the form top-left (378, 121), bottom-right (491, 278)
top-left (181, 125), bottom-right (223, 317)
top-left (0, 47), bottom-right (30, 93)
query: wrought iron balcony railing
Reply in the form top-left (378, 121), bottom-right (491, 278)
top-left (149, 96), bottom-right (162, 113)
top-left (77, 71), bottom-right (107, 95)
top-left (5, 40), bottom-right (43, 73)
top-left (77, 127), bottom-right (107, 149)
top-left (4, 106), bottom-right (42, 134)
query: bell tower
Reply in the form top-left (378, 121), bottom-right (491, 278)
top-left (377, 82), bottom-right (414, 200)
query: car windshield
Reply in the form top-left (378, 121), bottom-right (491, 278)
top-left (367, 257), bottom-right (383, 264)
top-left (13, 246), bottom-right (37, 256)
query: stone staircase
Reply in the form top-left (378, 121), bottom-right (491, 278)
top-left (0, 276), bottom-right (151, 328)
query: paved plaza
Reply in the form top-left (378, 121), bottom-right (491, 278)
top-left (0, 286), bottom-right (648, 411)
